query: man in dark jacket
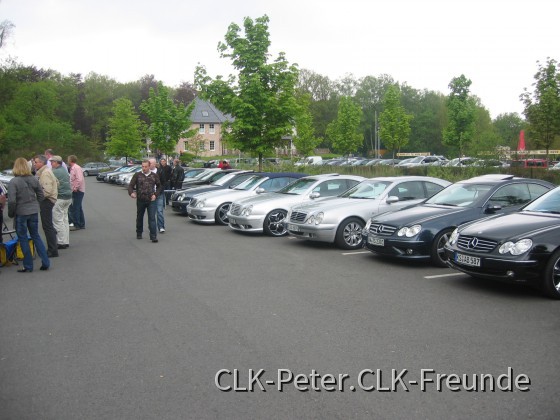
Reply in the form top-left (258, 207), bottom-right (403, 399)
top-left (170, 159), bottom-right (185, 190)
top-left (128, 160), bottom-right (163, 243)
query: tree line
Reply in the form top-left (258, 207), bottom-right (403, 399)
top-left (1, 14), bottom-right (558, 170)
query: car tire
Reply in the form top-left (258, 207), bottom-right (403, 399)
top-left (214, 202), bottom-right (231, 225)
top-left (335, 217), bottom-right (365, 250)
top-left (263, 209), bottom-right (288, 237)
top-left (542, 249), bottom-right (560, 299)
top-left (83, 171), bottom-right (89, 177)
top-left (430, 228), bottom-right (454, 267)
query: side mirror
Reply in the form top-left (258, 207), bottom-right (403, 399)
top-left (386, 196), bottom-right (399, 204)
top-left (486, 204), bottom-right (502, 213)
top-left (256, 187), bottom-right (266, 194)
top-left (309, 192), bottom-right (321, 199)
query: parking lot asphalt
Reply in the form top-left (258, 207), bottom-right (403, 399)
top-left (1, 178), bottom-right (559, 419)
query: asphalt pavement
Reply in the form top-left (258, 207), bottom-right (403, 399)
top-left (1, 178), bottom-right (559, 419)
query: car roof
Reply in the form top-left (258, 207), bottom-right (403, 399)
top-left (251, 172), bottom-right (308, 179)
top-left (459, 174), bottom-right (554, 186)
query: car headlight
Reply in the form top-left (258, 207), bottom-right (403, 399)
top-left (499, 239), bottom-right (533, 255)
top-left (306, 212), bottom-right (323, 225)
top-left (363, 219), bottom-right (372, 233)
top-left (178, 195), bottom-right (184, 201)
top-left (397, 225), bottom-right (422, 237)
top-left (242, 205), bottom-right (253, 216)
top-left (449, 228), bottom-right (459, 246)
top-left (196, 199), bottom-right (206, 208)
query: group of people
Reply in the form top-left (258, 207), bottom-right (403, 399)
top-left (3, 151), bottom-right (86, 273)
top-left (128, 157), bottom-right (184, 243)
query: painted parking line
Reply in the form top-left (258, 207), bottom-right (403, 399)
top-left (342, 251), bottom-right (370, 255)
top-left (424, 273), bottom-right (465, 279)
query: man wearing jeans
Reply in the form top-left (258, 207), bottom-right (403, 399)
top-left (149, 158), bottom-right (167, 233)
top-left (68, 155), bottom-right (86, 230)
top-left (128, 160), bottom-right (162, 243)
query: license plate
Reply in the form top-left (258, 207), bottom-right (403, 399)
top-left (368, 236), bottom-right (384, 246)
top-left (287, 223), bottom-right (300, 232)
top-left (229, 218), bottom-right (236, 225)
top-left (455, 253), bottom-right (481, 267)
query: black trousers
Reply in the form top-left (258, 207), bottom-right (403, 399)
top-left (40, 199), bottom-right (58, 255)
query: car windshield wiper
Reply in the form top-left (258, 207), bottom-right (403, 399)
top-left (431, 202), bottom-right (458, 206)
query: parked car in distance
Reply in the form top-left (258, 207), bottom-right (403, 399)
top-left (362, 174), bottom-right (555, 267)
top-left (510, 159), bottom-right (549, 168)
top-left (445, 157), bottom-right (477, 167)
top-left (445, 186), bottom-right (560, 299)
top-left (228, 174), bottom-right (365, 237)
top-left (286, 176), bottom-right (451, 249)
top-left (397, 155), bottom-right (447, 167)
top-left (97, 165), bottom-right (132, 182)
top-left (171, 171), bottom-right (256, 215)
top-left (187, 173), bottom-right (307, 225)
top-left (294, 156), bottom-right (323, 166)
top-left (82, 162), bottom-right (110, 176)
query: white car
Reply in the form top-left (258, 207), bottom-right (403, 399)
top-left (187, 172), bottom-right (306, 225)
top-left (227, 174), bottom-right (365, 237)
top-left (285, 176), bottom-right (452, 249)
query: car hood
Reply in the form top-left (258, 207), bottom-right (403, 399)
top-left (292, 196), bottom-right (374, 213)
top-left (191, 188), bottom-right (261, 203)
top-left (459, 212), bottom-right (560, 239)
top-left (235, 191), bottom-right (318, 209)
top-left (182, 185), bottom-right (222, 197)
top-left (373, 204), bottom-right (470, 225)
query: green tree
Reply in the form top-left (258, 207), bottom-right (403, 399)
top-left (443, 74), bottom-right (476, 157)
top-left (521, 58), bottom-right (560, 156)
top-left (195, 15), bottom-right (299, 169)
top-left (293, 94), bottom-right (321, 157)
top-left (493, 112), bottom-right (525, 150)
top-left (140, 82), bottom-right (195, 157)
top-left (106, 98), bottom-right (145, 160)
top-left (378, 85), bottom-right (413, 157)
top-left (326, 96), bottom-right (363, 157)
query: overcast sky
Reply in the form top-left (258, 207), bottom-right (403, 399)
top-left (1, 0), bottom-right (558, 118)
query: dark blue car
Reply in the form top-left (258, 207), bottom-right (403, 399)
top-left (362, 174), bottom-right (554, 267)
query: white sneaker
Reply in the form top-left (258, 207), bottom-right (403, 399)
top-left (159, 228), bottom-right (165, 233)
top-left (69, 223), bottom-right (74, 227)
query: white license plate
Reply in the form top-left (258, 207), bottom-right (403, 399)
top-left (368, 236), bottom-right (384, 246)
top-left (455, 253), bottom-right (481, 267)
top-left (287, 223), bottom-right (300, 232)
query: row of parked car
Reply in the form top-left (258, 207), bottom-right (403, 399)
top-left (98, 167), bottom-right (560, 300)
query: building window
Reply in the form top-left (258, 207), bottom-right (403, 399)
top-left (199, 141), bottom-right (205, 151)
top-left (202, 111), bottom-right (209, 117)
top-left (199, 123), bottom-right (205, 134)
top-left (210, 141), bottom-right (215, 151)
top-left (209, 123), bottom-right (215, 134)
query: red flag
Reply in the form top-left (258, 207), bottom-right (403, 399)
top-left (517, 130), bottom-right (526, 154)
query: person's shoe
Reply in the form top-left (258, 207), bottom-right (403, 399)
top-left (70, 226), bottom-right (78, 231)
top-left (159, 228), bottom-right (165, 233)
top-left (69, 223), bottom-right (74, 227)
top-left (47, 251), bottom-right (59, 258)
top-left (40, 265), bottom-right (49, 271)
top-left (151, 238), bottom-right (158, 243)
top-left (137, 234), bottom-right (142, 239)
top-left (57, 244), bottom-right (69, 249)
top-left (18, 268), bottom-right (32, 273)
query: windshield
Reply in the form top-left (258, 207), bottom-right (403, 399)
top-left (523, 187), bottom-right (560, 213)
top-left (213, 172), bottom-right (238, 186)
top-left (234, 175), bottom-right (266, 190)
top-left (425, 183), bottom-right (493, 207)
top-left (341, 180), bottom-right (390, 199)
top-left (193, 170), bottom-right (216, 181)
top-left (408, 156), bottom-right (424, 163)
top-left (277, 178), bottom-right (316, 195)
